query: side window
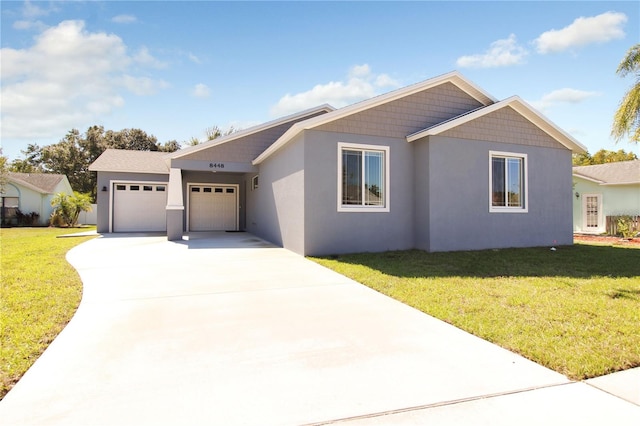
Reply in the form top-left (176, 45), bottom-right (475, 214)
top-left (489, 151), bottom-right (528, 213)
top-left (338, 143), bottom-right (389, 212)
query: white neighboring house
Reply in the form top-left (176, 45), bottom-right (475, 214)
top-left (1, 172), bottom-right (74, 226)
top-left (572, 160), bottom-right (640, 234)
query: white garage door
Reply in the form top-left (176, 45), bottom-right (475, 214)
top-left (113, 183), bottom-right (167, 232)
top-left (189, 185), bottom-right (238, 231)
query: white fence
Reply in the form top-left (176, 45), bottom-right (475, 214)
top-left (77, 204), bottom-right (98, 225)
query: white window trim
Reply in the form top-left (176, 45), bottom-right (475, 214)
top-left (337, 142), bottom-right (390, 213)
top-left (489, 150), bottom-right (528, 213)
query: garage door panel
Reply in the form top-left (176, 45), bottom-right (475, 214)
top-left (189, 185), bottom-right (238, 231)
top-left (113, 183), bottom-right (167, 232)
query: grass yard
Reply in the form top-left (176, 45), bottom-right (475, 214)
top-left (312, 242), bottom-right (640, 380)
top-left (0, 227), bottom-right (96, 399)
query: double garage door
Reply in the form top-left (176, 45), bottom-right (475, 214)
top-left (189, 185), bottom-right (238, 231)
top-left (112, 183), bottom-right (238, 233)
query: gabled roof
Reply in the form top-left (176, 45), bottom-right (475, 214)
top-left (89, 149), bottom-right (170, 174)
top-left (573, 159), bottom-right (640, 185)
top-left (253, 71), bottom-right (497, 164)
top-left (7, 172), bottom-right (67, 194)
top-left (170, 104), bottom-right (335, 161)
top-left (406, 96), bottom-right (587, 153)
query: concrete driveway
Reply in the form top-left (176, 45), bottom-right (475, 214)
top-left (1, 232), bottom-right (638, 425)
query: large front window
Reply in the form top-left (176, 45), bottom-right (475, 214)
top-left (338, 143), bottom-right (389, 212)
top-left (490, 151), bottom-right (528, 212)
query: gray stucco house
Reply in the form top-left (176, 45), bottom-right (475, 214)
top-left (90, 71), bottom-right (586, 255)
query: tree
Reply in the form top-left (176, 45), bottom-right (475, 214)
top-left (612, 43), bottom-right (640, 143)
top-left (572, 148), bottom-right (638, 166)
top-left (12, 126), bottom-right (177, 201)
top-left (50, 191), bottom-right (92, 227)
top-left (0, 149), bottom-right (8, 194)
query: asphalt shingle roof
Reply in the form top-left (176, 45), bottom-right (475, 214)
top-left (573, 160), bottom-right (640, 185)
top-left (89, 149), bottom-right (170, 174)
top-left (7, 172), bottom-right (66, 194)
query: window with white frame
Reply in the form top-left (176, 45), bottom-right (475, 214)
top-left (338, 143), bottom-right (389, 212)
top-left (489, 151), bottom-right (528, 213)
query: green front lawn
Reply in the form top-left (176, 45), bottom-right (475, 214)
top-left (0, 227), bottom-right (96, 399)
top-left (312, 243), bottom-right (640, 380)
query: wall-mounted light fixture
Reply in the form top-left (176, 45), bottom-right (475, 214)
top-left (575, 192), bottom-right (580, 199)
top-left (102, 186), bottom-right (108, 192)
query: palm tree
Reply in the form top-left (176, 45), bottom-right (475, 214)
top-left (612, 44), bottom-right (640, 143)
top-left (50, 192), bottom-right (92, 227)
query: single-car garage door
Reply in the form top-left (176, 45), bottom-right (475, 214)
top-left (113, 183), bottom-right (167, 232)
top-left (189, 185), bottom-right (238, 231)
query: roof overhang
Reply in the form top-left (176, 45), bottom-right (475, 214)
top-left (253, 71), bottom-right (497, 165)
top-left (407, 96), bottom-right (587, 153)
top-left (169, 104), bottom-right (335, 164)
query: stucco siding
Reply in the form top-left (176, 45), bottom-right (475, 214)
top-left (414, 141), bottom-right (431, 251)
top-left (95, 172), bottom-right (169, 233)
top-left (441, 106), bottom-right (565, 149)
top-left (302, 130), bottom-right (415, 256)
top-left (316, 83), bottom-right (483, 139)
top-left (426, 136), bottom-right (573, 252)
top-left (247, 133), bottom-right (306, 254)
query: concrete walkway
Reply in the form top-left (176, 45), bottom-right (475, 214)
top-left (1, 233), bottom-right (638, 425)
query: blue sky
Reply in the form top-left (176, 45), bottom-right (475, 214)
top-left (1, 1), bottom-right (639, 161)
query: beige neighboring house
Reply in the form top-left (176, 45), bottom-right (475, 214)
top-left (1, 172), bottom-right (74, 226)
top-left (572, 160), bottom-right (640, 234)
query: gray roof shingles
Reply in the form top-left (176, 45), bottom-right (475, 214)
top-left (89, 149), bottom-right (170, 174)
top-left (573, 160), bottom-right (640, 185)
top-left (7, 172), bottom-right (66, 194)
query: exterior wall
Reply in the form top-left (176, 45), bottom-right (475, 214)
top-left (316, 82), bottom-right (483, 139)
top-left (424, 135), bottom-right (573, 251)
top-left (302, 130), bottom-right (415, 256)
top-left (572, 178), bottom-right (640, 232)
top-left (247, 133), bottom-right (306, 254)
top-left (95, 171), bottom-right (169, 233)
top-left (181, 111), bottom-right (327, 162)
top-left (413, 141), bottom-right (431, 251)
top-left (181, 171), bottom-right (247, 231)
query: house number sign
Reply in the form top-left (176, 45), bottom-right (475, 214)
top-left (209, 162), bottom-right (225, 169)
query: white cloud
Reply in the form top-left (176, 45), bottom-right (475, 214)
top-left (534, 12), bottom-right (627, 54)
top-left (187, 52), bottom-right (202, 64)
top-left (22, 0), bottom-right (51, 19)
top-left (191, 83), bottom-right (211, 98)
top-left (133, 46), bottom-right (167, 68)
top-left (270, 64), bottom-right (401, 117)
top-left (456, 34), bottom-right (528, 68)
top-left (13, 19), bottom-right (47, 31)
top-left (0, 20), bottom-right (169, 140)
top-left (529, 88), bottom-right (600, 111)
top-left (112, 14), bottom-right (137, 24)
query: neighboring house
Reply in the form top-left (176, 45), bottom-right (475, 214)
top-left (572, 160), bottom-right (640, 234)
top-left (1, 172), bottom-right (74, 226)
top-left (90, 71), bottom-right (586, 255)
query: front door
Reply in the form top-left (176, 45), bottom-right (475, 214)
top-left (582, 194), bottom-right (603, 233)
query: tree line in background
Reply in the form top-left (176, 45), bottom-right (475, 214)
top-left (572, 148), bottom-right (637, 166)
top-left (6, 126), bottom-right (180, 200)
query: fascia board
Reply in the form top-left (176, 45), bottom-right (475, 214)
top-left (254, 71), bottom-right (497, 164)
top-left (171, 104), bottom-right (335, 160)
top-left (572, 173), bottom-right (605, 184)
